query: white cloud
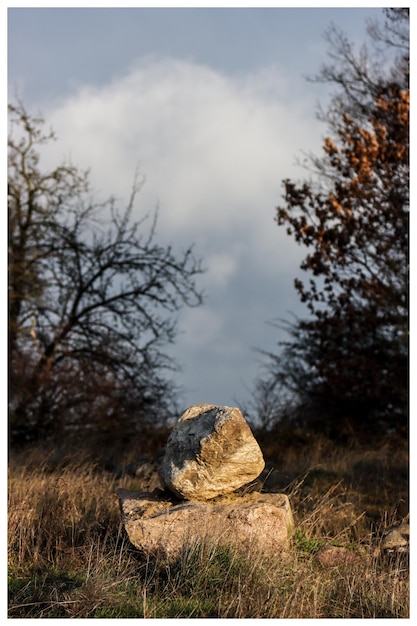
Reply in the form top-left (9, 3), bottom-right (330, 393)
top-left (43, 57), bottom-right (320, 231)
top-left (36, 56), bottom-right (321, 407)
top-left (203, 251), bottom-right (240, 292)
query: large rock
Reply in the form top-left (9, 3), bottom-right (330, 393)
top-left (315, 545), bottom-right (361, 567)
top-left (117, 488), bottom-right (294, 559)
top-left (160, 404), bottom-right (265, 501)
top-left (379, 518), bottom-right (409, 556)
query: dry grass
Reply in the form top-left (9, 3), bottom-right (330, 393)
top-left (8, 435), bottom-right (409, 618)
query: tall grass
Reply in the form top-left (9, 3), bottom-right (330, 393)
top-left (8, 436), bottom-right (409, 618)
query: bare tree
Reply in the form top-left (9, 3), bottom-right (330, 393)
top-left (8, 101), bottom-right (204, 443)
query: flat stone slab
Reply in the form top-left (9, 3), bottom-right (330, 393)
top-left (117, 488), bottom-right (294, 559)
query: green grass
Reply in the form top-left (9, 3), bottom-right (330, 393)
top-left (293, 528), bottom-right (326, 555)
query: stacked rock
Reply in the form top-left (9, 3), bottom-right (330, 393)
top-left (117, 404), bottom-right (294, 558)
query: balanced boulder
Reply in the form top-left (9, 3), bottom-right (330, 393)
top-left (160, 404), bottom-right (265, 501)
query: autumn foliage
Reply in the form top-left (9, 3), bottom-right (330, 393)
top-left (258, 9), bottom-right (409, 439)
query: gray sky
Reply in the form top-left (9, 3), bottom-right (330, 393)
top-left (7, 4), bottom-right (386, 414)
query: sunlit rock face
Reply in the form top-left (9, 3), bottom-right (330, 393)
top-left (159, 404), bottom-right (265, 501)
top-left (117, 488), bottom-right (294, 559)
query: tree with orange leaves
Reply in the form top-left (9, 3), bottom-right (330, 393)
top-left (255, 9), bottom-right (409, 439)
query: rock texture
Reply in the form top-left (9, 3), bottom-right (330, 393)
top-left (160, 404), bottom-right (265, 501)
top-left (315, 545), bottom-right (361, 567)
top-left (379, 517), bottom-right (409, 555)
top-left (117, 488), bottom-right (294, 558)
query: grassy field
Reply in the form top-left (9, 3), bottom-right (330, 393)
top-left (8, 433), bottom-right (409, 618)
